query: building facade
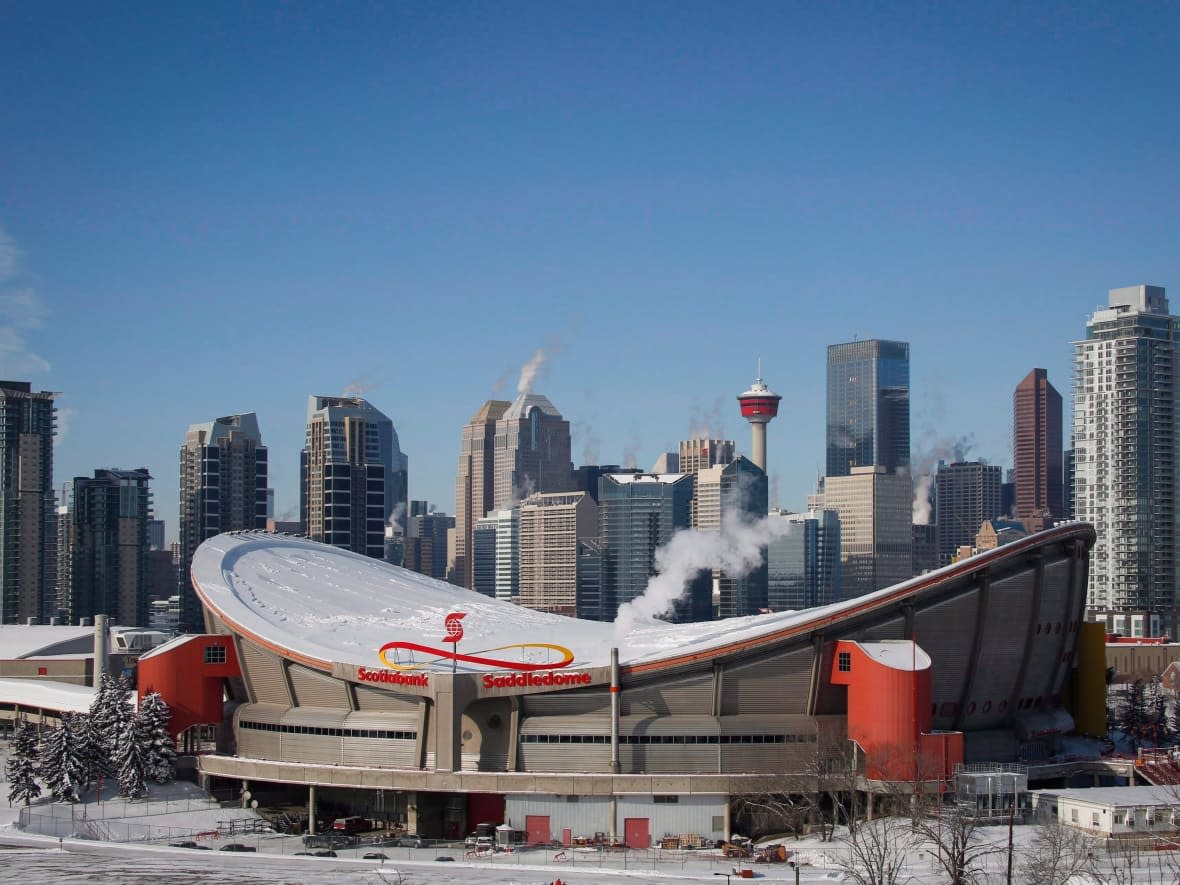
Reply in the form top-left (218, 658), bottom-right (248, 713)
top-left (1014, 368), bottom-right (1064, 532)
top-left (1074, 286), bottom-right (1179, 636)
top-left (766, 508), bottom-right (841, 610)
top-left (405, 505), bottom-right (454, 581)
top-left (813, 466), bottom-right (912, 599)
top-left (453, 400), bottom-right (510, 589)
top-left (695, 456), bottom-right (769, 618)
top-left (935, 461), bottom-right (1003, 565)
top-left (598, 472), bottom-right (699, 622)
top-left (517, 491), bottom-right (598, 616)
top-left (301, 395), bottom-right (408, 559)
top-left (492, 393), bottom-right (573, 510)
top-left (826, 340), bottom-right (910, 478)
top-left (0, 381), bottom-right (57, 625)
top-left (178, 413), bottom-right (269, 632)
top-left (677, 439), bottom-right (735, 476)
top-left (180, 524), bottom-right (1096, 844)
top-left (62, 468), bottom-right (152, 627)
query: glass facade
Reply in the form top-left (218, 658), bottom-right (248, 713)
top-left (598, 473), bottom-right (701, 622)
top-left (826, 340), bottom-right (910, 477)
top-left (767, 509), bottom-right (841, 611)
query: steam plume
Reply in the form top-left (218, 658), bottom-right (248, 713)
top-left (517, 348), bottom-right (548, 395)
top-left (614, 509), bottom-right (789, 638)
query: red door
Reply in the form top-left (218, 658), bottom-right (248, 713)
top-left (562, 828), bottom-right (572, 847)
top-left (525, 815), bottom-right (550, 845)
top-left (624, 817), bottom-right (649, 849)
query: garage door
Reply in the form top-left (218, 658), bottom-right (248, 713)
top-left (624, 817), bottom-right (649, 849)
top-left (525, 815), bottom-right (551, 845)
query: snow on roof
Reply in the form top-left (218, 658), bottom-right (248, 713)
top-left (192, 531), bottom-right (858, 673)
top-left (0, 677), bottom-right (95, 713)
top-left (850, 640), bottom-right (931, 671)
top-left (138, 633), bottom-right (211, 661)
top-left (192, 527), bottom-right (1090, 677)
top-left (604, 473), bottom-right (688, 484)
top-left (1032, 786), bottom-right (1180, 807)
top-left (0, 625), bottom-right (97, 659)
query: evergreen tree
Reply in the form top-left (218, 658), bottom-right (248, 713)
top-left (137, 692), bottom-right (176, 784)
top-left (40, 714), bottom-right (86, 803)
top-left (90, 673), bottom-right (135, 778)
top-left (115, 716), bottom-right (148, 799)
top-left (1121, 679), bottom-right (1147, 747)
top-left (70, 712), bottom-right (103, 796)
top-left (4, 716), bottom-right (41, 806)
top-left (1149, 677), bottom-right (1170, 744)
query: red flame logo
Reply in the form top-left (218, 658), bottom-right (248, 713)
top-left (443, 612), bottom-right (465, 644)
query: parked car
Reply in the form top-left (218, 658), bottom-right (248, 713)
top-left (435, 856), bottom-right (455, 862)
top-left (362, 852), bottom-right (389, 860)
top-left (220, 843), bottom-right (257, 852)
top-left (397, 834), bottom-right (423, 848)
top-left (313, 849), bottom-right (337, 857)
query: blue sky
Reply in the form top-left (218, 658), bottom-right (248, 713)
top-left (1, 2), bottom-right (1177, 539)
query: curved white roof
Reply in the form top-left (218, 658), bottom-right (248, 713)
top-left (192, 532), bottom-right (846, 673)
top-left (192, 526), bottom-right (1094, 677)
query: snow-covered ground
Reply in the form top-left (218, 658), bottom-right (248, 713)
top-left (7, 740), bottom-right (1180, 882)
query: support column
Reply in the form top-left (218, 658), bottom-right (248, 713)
top-left (723, 797), bottom-right (731, 841)
top-left (240, 779), bottom-right (250, 809)
top-left (609, 794), bottom-right (617, 843)
top-left (308, 785), bottom-right (317, 835)
top-left (610, 648), bottom-right (620, 774)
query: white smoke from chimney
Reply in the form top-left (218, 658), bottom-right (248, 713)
top-left (912, 474), bottom-right (934, 525)
top-left (517, 348), bottom-right (548, 396)
top-left (910, 434), bottom-right (976, 526)
top-left (613, 509), bottom-right (789, 638)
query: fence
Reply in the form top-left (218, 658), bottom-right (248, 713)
top-left (17, 802), bottom-right (269, 844)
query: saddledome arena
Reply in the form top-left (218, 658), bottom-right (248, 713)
top-left (187, 524), bottom-right (1096, 844)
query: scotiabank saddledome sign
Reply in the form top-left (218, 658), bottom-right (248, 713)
top-left (369, 611), bottom-right (592, 690)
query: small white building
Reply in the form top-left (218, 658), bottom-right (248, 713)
top-left (1031, 786), bottom-right (1180, 836)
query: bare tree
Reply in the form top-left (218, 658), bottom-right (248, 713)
top-left (837, 815), bottom-right (917, 885)
top-left (912, 799), bottom-right (1007, 884)
top-left (1019, 818), bottom-right (1101, 885)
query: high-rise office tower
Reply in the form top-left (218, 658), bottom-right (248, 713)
top-left (472, 508), bottom-right (521, 602)
top-left (1063, 446), bottom-right (1076, 520)
top-left (492, 393), bottom-right (573, 510)
top-left (811, 466), bottom-right (912, 599)
top-left (935, 461), bottom-right (1002, 565)
top-left (678, 439), bottom-right (735, 475)
top-left (695, 456), bottom-right (769, 617)
top-left (766, 508), bottom-right (841, 610)
top-left (0, 381), bottom-right (57, 625)
top-left (826, 340), bottom-right (910, 477)
top-left (405, 504), bottom-right (454, 581)
top-left (301, 395), bottom-right (408, 559)
top-left (471, 516), bottom-right (499, 598)
top-left (598, 472), bottom-right (701, 622)
top-left (1074, 285), bottom-right (1180, 637)
top-left (1013, 368), bottom-right (1063, 532)
top-left (454, 399), bottom-right (510, 589)
top-left (62, 468), bottom-right (152, 627)
top-left (179, 413), bottom-right (268, 631)
top-left (517, 491), bottom-right (598, 616)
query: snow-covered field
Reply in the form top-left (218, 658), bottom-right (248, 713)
top-left (7, 740), bottom-right (1180, 883)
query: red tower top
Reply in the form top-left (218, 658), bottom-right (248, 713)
top-left (738, 373), bottom-right (782, 424)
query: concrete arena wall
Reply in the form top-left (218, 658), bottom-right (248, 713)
top-left (199, 524), bottom-right (1094, 787)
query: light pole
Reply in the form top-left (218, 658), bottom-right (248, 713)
top-left (714, 874), bottom-right (731, 885)
top-left (788, 860), bottom-right (801, 884)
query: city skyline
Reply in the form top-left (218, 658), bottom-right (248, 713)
top-left (0, 5), bottom-right (1177, 539)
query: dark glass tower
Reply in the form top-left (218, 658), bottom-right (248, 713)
top-left (826, 340), bottom-right (910, 477)
top-left (598, 473), bottom-right (702, 622)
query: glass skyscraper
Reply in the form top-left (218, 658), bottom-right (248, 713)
top-left (826, 340), bottom-right (910, 477)
top-left (598, 472), bottom-right (703, 622)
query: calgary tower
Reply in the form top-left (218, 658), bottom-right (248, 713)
top-left (737, 364), bottom-right (781, 472)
